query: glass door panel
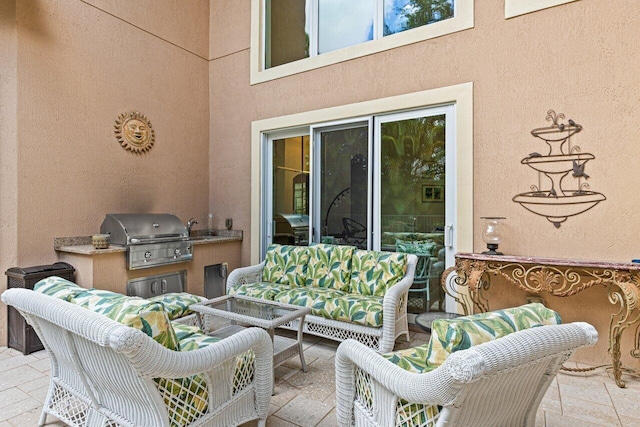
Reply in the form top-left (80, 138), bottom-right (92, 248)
top-left (375, 108), bottom-right (451, 314)
top-left (313, 122), bottom-right (370, 249)
top-left (271, 135), bottom-right (310, 246)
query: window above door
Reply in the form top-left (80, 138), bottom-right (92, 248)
top-left (250, 0), bottom-right (474, 84)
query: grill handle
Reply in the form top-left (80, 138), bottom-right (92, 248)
top-left (129, 236), bottom-right (189, 244)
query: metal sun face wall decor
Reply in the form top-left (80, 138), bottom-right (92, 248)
top-left (512, 110), bottom-right (606, 228)
top-left (114, 111), bottom-right (155, 153)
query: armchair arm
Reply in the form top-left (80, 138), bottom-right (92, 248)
top-left (379, 253), bottom-right (417, 352)
top-left (335, 338), bottom-right (450, 427)
top-left (116, 326), bottom-right (273, 380)
top-left (227, 261), bottom-right (266, 293)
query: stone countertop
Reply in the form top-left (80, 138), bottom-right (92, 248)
top-left (54, 230), bottom-right (243, 255)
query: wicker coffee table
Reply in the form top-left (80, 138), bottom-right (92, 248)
top-left (191, 295), bottom-right (310, 372)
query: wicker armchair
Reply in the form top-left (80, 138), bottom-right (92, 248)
top-left (335, 322), bottom-right (598, 427)
top-left (2, 288), bottom-right (274, 427)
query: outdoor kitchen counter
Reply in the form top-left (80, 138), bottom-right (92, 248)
top-left (54, 230), bottom-right (243, 255)
top-left (54, 230), bottom-right (243, 297)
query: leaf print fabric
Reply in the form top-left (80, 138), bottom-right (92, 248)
top-left (70, 288), bottom-right (180, 351)
top-left (426, 303), bottom-right (561, 367)
top-left (34, 276), bottom-right (86, 300)
top-left (382, 343), bottom-right (434, 374)
top-left (147, 292), bottom-right (206, 320)
top-left (349, 249), bottom-right (407, 296)
top-left (228, 282), bottom-right (289, 300)
top-left (306, 243), bottom-right (354, 291)
top-left (262, 244), bottom-right (309, 287)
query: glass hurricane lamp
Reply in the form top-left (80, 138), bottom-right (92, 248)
top-left (481, 216), bottom-right (505, 255)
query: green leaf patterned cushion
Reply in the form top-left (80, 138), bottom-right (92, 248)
top-left (147, 292), bottom-right (206, 320)
top-left (273, 287), bottom-right (342, 316)
top-left (306, 243), bottom-right (355, 291)
top-left (382, 343), bottom-right (434, 374)
top-left (229, 282), bottom-right (291, 300)
top-left (172, 322), bottom-right (221, 351)
top-left (426, 303), bottom-right (561, 367)
top-left (34, 276), bottom-right (86, 301)
top-left (70, 289), bottom-right (180, 351)
top-left (318, 293), bottom-right (384, 327)
top-left (349, 249), bottom-right (407, 296)
top-left (395, 239), bottom-right (436, 256)
top-left (274, 287), bottom-right (384, 327)
top-left (158, 323), bottom-right (256, 426)
top-left (262, 244), bottom-right (309, 287)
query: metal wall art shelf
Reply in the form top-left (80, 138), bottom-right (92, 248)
top-left (513, 110), bottom-right (606, 227)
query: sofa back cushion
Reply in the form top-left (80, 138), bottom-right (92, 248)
top-left (306, 243), bottom-right (354, 291)
top-left (70, 289), bottom-right (180, 351)
top-left (262, 244), bottom-right (309, 287)
top-left (146, 292), bottom-right (206, 320)
top-left (34, 276), bottom-right (86, 301)
top-left (349, 249), bottom-right (407, 296)
top-left (426, 303), bottom-right (561, 367)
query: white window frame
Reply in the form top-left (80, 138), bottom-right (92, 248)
top-left (505, 0), bottom-right (580, 19)
top-left (251, 0), bottom-right (475, 85)
top-left (251, 82), bottom-right (474, 266)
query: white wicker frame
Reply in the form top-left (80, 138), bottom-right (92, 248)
top-left (226, 254), bottom-right (417, 353)
top-left (1, 288), bottom-right (274, 427)
top-left (335, 322), bottom-right (598, 427)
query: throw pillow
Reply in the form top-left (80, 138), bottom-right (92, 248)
top-left (425, 303), bottom-right (561, 367)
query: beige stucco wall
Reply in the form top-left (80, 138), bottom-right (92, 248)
top-left (209, 0), bottom-right (640, 367)
top-left (0, 0), bottom-right (211, 344)
top-left (0, 0), bottom-right (19, 344)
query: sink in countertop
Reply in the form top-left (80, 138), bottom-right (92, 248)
top-left (188, 229), bottom-right (243, 242)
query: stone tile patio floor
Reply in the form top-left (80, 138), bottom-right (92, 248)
top-left (2, 329), bottom-right (640, 427)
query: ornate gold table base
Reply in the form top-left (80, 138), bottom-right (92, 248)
top-left (442, 253), bottom-right (640, 388)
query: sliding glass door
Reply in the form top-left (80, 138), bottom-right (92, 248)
top-left (262, 106), bottom-right (456, 266)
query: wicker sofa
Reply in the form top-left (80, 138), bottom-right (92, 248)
top-left (227, 243), bottom-right (417, 353)
top-left (2, 277), bottom-right (274, 427)
top-left (335, 303), bottom-right (598, 427)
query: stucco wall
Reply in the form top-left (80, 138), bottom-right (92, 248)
top-left (0, 0), bottom-right (210, 344)
top-left (209, 0), bottom-right (640, 366)
top-left (211, 0), bottom-right (640, 264)
top-left (0, 0), bottom-right (18, 344)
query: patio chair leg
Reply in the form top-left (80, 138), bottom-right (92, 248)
top-left (37, 410), bottom-right (47, 426)
top-left (257, 419), bottom-right (267, 427)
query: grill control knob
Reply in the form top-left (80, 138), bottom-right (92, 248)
top-left (144, 251), bottom-right (152, 259)
top-left (174, 248), bottom-right (181, 257)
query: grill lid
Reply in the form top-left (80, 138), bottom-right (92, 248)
top-left (101, 213), bottom-right (189, 245)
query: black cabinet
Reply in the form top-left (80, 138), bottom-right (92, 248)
top-left (6, 262), bottom-right (75, 355)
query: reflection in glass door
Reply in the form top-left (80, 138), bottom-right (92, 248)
top-left (271, 136), bottom-right (310, 247)
top-left (312, 122), bottom-right (370, 249)
top-left (375, 107), bottom-right (453, 314)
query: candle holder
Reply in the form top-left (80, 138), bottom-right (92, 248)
top-left (481, 217), bottom-right (505, 255)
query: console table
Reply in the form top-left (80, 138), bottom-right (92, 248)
top-left (441, 252), bottom-right (640, 387)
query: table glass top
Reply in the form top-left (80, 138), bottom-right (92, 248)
top-left (192, 295), bottom-right (309, 328)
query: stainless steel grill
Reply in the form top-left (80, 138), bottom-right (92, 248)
top-left (274, 214), bottom-right (309, 245)
top-left (100, 213), bottom-right (193, 270)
